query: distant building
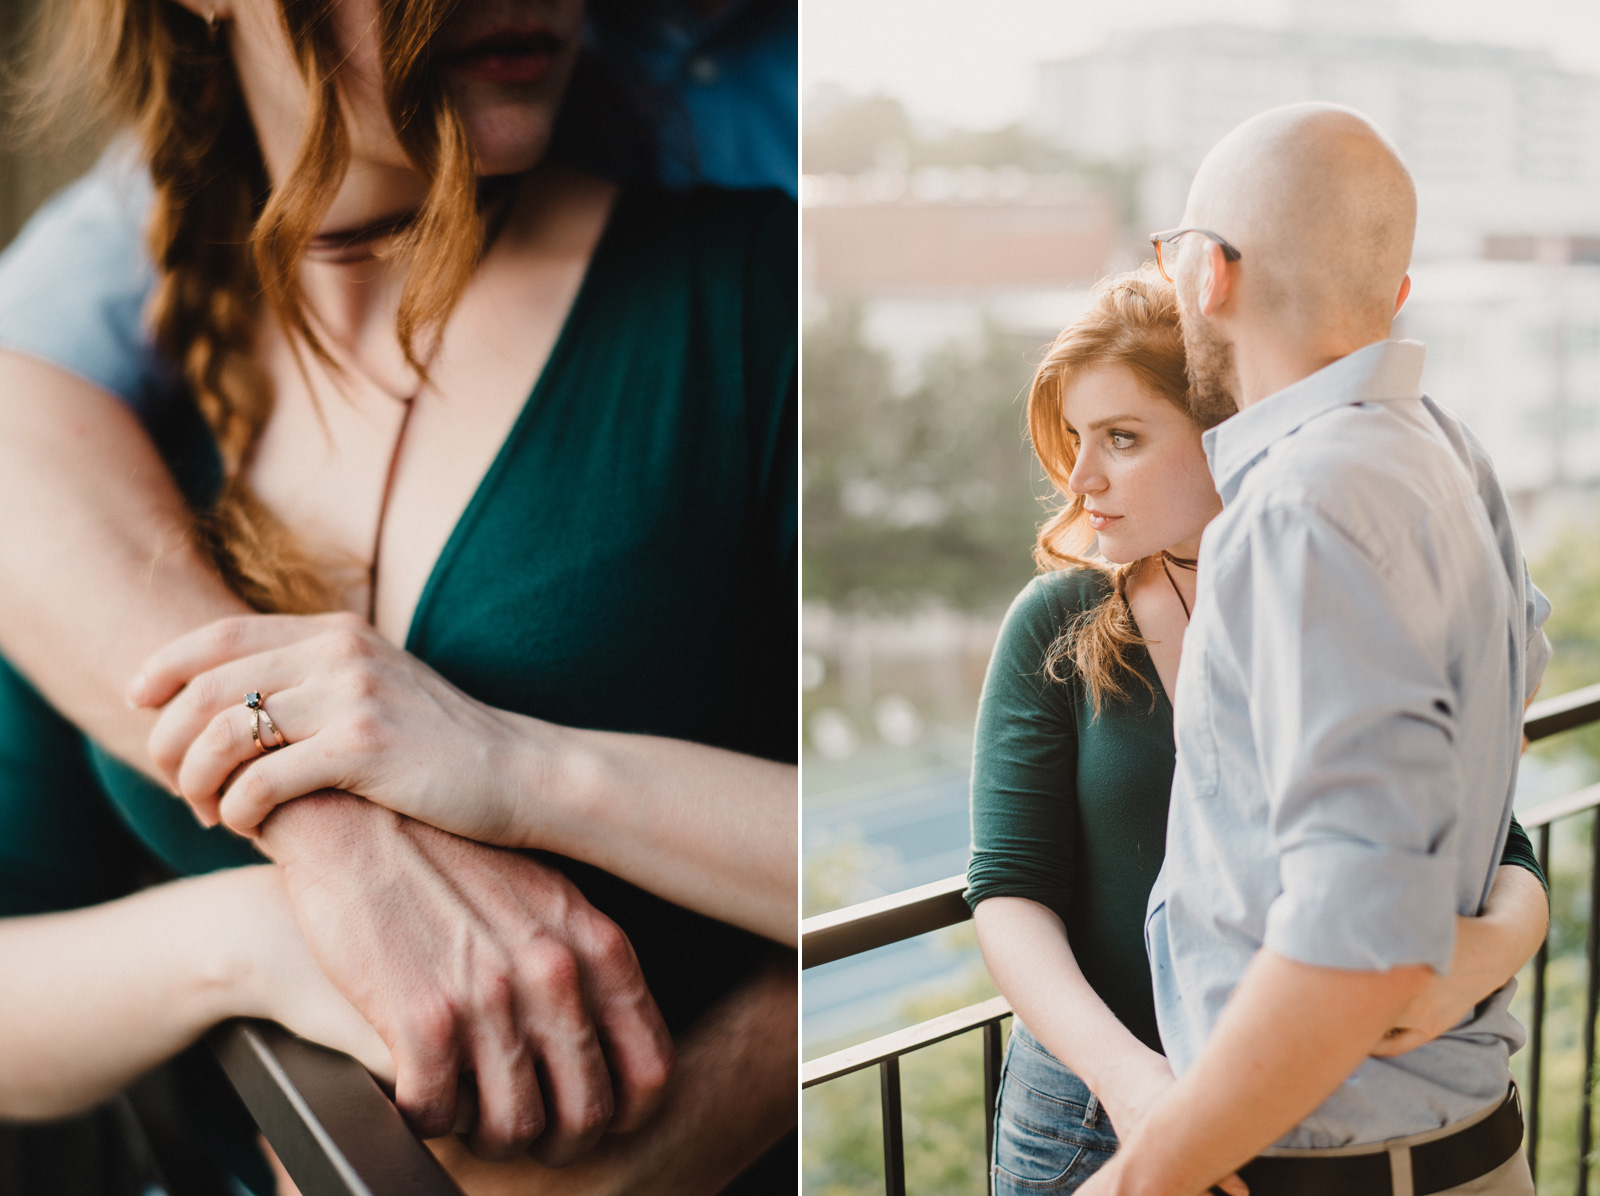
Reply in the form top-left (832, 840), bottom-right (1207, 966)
top-left (802, 167), bottom-right (1119, 382)
top-left (1030, 1), bottom-right (1600, 260)
top-left (802, 169), bottom-right (1117, 292)
top-left (1399, 257), bottom-right (1600, 539)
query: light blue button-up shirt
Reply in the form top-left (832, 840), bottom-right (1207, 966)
top-left (1146, 339), bottom-right (1551, 1148)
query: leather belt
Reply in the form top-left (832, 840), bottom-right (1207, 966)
top-left (1209, 1084), bottom-right (1523, 1196)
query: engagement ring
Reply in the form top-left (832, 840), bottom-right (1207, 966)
top-left (244, 691), bottom-right (288, 753)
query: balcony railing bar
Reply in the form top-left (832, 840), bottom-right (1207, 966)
top-left (803, 683), bottom-right (1600, 1196)
top-left (1583, 824), bottom-right (1600, 1196)
top-left (1518, 782), bottom-right (1600, 830)
top-left (880, 1058), bottom-right (906, 1196)
top-left (802, 996), bottom-right (1013, 1088)
top-left (983, 1020), bottom-right (1004, 1169)
top-left (1523, 680), bottom-right (1600, 741)
top-left (1528, 822), bottom-right (1551, 1179)
top-left (208, 1020), bottom-right (464, 1196)
top-left (802, 875), bottom-right (970, 969)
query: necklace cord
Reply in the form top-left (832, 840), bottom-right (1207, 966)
top-left (366, 393), bottom-right (418, 625)
top-left (1159, 555), bottom-right (1192, 622)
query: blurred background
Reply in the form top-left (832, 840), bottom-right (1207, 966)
top-left (0, 0), bottom-right (97, 247)
top-left (801, 1), bottom-right (1600, 1192)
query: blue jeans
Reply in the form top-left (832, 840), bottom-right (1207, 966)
top-left (992, 1021), bottom-right (1121, 1193)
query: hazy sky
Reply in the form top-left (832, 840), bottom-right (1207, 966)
top-left (803, 0), bottom-right (1600, 130)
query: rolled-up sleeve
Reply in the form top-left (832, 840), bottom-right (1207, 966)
top-left (1524, 567), bottom-right (1552, 703)
top-left (1244, 505), bottom-right (1462, 973)
top-left (0, 144), bottom-right (160, 411)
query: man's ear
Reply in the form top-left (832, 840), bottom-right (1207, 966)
top-left (1394, 274), bottom-right (1412, 317)
top-left (1198, 240), bottom-right (1234, 317)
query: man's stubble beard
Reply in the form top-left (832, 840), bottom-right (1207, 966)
top-left (1180, 308), bottom-right (1242, 430)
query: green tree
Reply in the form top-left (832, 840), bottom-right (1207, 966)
top-left (1531, 520), bottom-right (1600, 771)
top-left (801, 301), bottom-right (1047, 614)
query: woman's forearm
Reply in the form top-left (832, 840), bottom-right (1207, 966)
top-left (1371, 863), bottom-right (1550, 1055)
top-left (974, 897), bottom-right (1170, 1132)
top-left (0, 871), bottom-right (249, 1119)
top-left (506, 716), bottom-right (797, 945)
top-left (1455, 864), bottom-right (1548, 996)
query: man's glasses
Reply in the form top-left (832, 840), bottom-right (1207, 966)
top-left (1149, 228), bottom-right (1242, 283)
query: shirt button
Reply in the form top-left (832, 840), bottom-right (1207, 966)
top-left (689, 55), bottom-right (719, 85)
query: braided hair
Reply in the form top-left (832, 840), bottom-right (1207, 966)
top-left (24, 0), bottom-right (482, 613)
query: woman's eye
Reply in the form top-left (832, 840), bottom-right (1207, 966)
top-left (1109, 431), bottom-right (1136, 449)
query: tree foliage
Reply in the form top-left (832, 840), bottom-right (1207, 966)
top-left (801, 300), bottom-right (1050, 614)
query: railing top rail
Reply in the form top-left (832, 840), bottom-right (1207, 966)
top-left (803, 874), bottom-right (969, 969)
top-left (1525, 681), bottom-right (1600, 742)
top-left (209, 1020), bottom-right (463, 1196)
top-left (801, 684), bottom-right (1600, 970)
top-left (1518, 781), bottom-right (1600, 830)
top-left (801, 996), bottom-right (1012, 1088)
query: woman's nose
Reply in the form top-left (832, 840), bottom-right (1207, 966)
top-left (1068, 449), bottom-right (1104, 497)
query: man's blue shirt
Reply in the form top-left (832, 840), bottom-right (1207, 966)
top-left (1147, 339), bottom-right (1551, 1147)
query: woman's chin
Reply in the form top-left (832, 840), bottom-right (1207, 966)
top-left (461, 108), bottom-right (559, 177)
top-left (1096, 539), bottom-right (1140, 566)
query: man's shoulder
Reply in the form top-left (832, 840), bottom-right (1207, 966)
top-left (0, 146), bottom-right (157, 408)
top-left (1233, 397), bottom-right (1481, 547)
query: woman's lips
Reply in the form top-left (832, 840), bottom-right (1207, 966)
top-left (443, 29), bottom-right (565, 85)
top-left (1087, 511), bottom-right (1122, 532)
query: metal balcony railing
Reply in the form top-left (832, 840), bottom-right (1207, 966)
top-left (802, 680), bottom-right (1600, 1196)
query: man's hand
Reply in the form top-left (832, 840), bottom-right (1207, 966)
top-left (424, 953), bottom-right (797, 1196)
top-left (1077, 951), bottom-right (1429, 1196)
top-left (258, 792), bottom-right (674, 1164)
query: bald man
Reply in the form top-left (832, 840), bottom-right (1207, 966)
top-left (1076, 105), bottom-right (1547, 1196)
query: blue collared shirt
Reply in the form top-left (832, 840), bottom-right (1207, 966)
top-left (1147, 339), bottom-right (1551, 1147)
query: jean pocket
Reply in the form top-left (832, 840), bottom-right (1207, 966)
top-left (993, 1122), bottom-right (1112, 1193)
top-left (993, 1038), bottom-right (1118, 1191)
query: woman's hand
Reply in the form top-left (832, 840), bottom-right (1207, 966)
top-left (1095, 1049), bottom-right (1248, 1196)
top-left (212, 865), bottom-right (395, 1084)
top-left (1093, 1046), bottom-right (1175, 1140)
top-left (130, 612), bottom-right (525, 837)
top-left (1370, 864), bottom-right (1548, 1057)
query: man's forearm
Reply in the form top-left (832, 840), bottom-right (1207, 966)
top-left (426, 955), bottom-right (798, 1195)
top-left (1090, 949), bottom-right (1429, 1196)
top-left (0, 352), bottom-right (245, 774)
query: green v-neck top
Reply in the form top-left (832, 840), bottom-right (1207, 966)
top-left (0, 180), bottom-right (794, 1015)
top-left (966, 568), bottom-right (1543, 1054)
top-left (0, 184), bottom-right (794, 1193)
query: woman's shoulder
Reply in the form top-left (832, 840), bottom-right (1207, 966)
top-left (990, 567), bottom-right (1113, 671)
top-left (1007, 567), bottom-right (1116, 627)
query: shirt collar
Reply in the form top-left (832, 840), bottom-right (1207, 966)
top-left (1202, 339), bottom-right (1426, 505)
